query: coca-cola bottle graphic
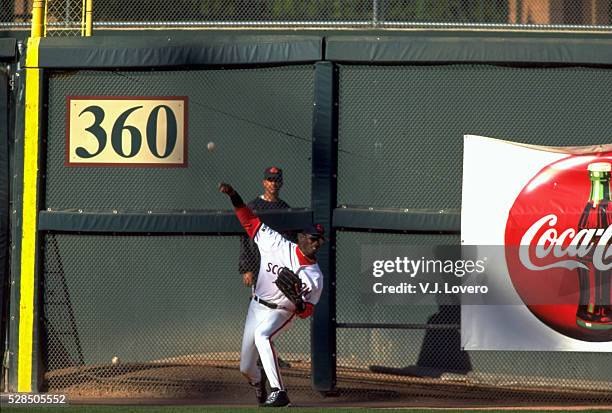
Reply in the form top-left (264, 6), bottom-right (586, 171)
top-left (576, 162), bottom-right (612, 330)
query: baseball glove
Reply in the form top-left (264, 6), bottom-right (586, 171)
top-left (274, 267), bottom-right (309, 313)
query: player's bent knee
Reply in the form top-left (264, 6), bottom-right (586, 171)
top-left (239, 359), bottom-right (256, 376)
top-left (254, 331), bottom-right (271, 346)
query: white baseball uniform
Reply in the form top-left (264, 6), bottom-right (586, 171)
top-left (234, 205), bottom-right (323, 390)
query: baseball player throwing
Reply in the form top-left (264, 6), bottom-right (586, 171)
top-left (219, 183), bottom-right (324, 407)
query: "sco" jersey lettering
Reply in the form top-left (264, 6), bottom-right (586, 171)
top-left (253, 223), bottom-right (323, 310)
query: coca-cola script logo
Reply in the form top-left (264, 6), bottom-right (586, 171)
top-left (505, 154), bottom-right (612, 342)
top-left (520, 214), bottom-right (612, 272)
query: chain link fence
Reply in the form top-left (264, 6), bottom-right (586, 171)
top-left (44, 0), bottom-right (83, 36)
top-left (1, 0), bottom-right (29, 27)
top-left (41, 65), bottom-right (317, 403)
top-left (42, 228), bottom-right (612, 404)
top-left (46, 67), bottom-right (314, 210)
top-left (2, 0), bottom-right (612, 31)
top-left (43, 233), bottom-right (313, 400)
top-left (335, 232), bottom-right (612, 405)
top-left (37, 59), bottom-right (612, 405)
top-left (333, 61), bottom-right (612, 405)
top-left (337, 64), bottom-right (612, 211)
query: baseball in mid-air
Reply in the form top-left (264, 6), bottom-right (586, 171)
top-left (207, 141), bottom-right (216, 152)
top-left (111, 356), bottom-right (120, 365)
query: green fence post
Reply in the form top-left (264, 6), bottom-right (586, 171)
top-left (0, 53), bottom-right (10, 394)
top-left (311, 61), bottom-right (338, 393)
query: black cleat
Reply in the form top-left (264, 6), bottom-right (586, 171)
top-left (262, 389), bottom-right (290, 407)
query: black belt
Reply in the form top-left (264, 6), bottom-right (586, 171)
top-left (252, 295), bottom-right (278, 309)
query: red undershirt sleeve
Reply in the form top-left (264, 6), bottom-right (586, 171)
top-left (235, 206), bottom-right (262, 239)
top-left (297, 302), bottom-right (314, 319)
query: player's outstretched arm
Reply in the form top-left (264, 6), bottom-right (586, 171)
top-left (219, 182), bottom-right (261, 238)
top-left (218, 182), bottom-right (245, 207)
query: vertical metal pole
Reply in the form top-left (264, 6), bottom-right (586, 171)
top-left (85, 0), bottom-right (93, 36)
top-left (81, 0), bottom-right (86, 36)
top-left (0, 48), bottom-right (11, 394)
top-left (311, 61), bottom-right (338, 393)
top-left (42, 0), bottom-right (47, 37)
top-left (373, 0), bottom-right (379, 27)
top-left (30, 0), bottom-right (44, 37)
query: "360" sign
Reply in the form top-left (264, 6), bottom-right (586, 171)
top-left (67, 96), bottom-right (187, 167)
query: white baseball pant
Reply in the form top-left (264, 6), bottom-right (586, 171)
top-left (240, 299), bottom-right (294, 390)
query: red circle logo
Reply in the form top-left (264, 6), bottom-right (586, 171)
top-left (505, 153), bottom-right (612, 342)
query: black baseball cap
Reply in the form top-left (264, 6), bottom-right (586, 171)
top-left (264, 166), bottom-right (283, 181)
top-left (302, 224), bottom-right (325, 240)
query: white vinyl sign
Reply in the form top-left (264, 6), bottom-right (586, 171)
top-left (67, 96), bottom-right (187, 167)
top-left (461, 135), bottom-right (612, 352)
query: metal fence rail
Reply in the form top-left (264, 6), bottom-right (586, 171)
top-left (2, 0), bottom-right (612, 32)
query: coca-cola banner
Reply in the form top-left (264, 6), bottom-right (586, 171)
top-left (461, 135), bottom-right (612, 351)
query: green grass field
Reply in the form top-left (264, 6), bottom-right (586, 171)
top-left (2, 407), bottom-right (611, 413)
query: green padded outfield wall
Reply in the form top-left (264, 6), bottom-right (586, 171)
top-left (337, 64), bottom-right (612, 209)
top-left (18, 33), bottom-right (611, 399)
top-left (0, 38), bottom-right (16, 392)
top-left (41, 64), bottom-right (316, 390)
top-left (0, 64), bottom-right (9, 390)
top-left (46, 67), bottom-right (314, 210)
top-left (334, 52), bottom-right (612, 386)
